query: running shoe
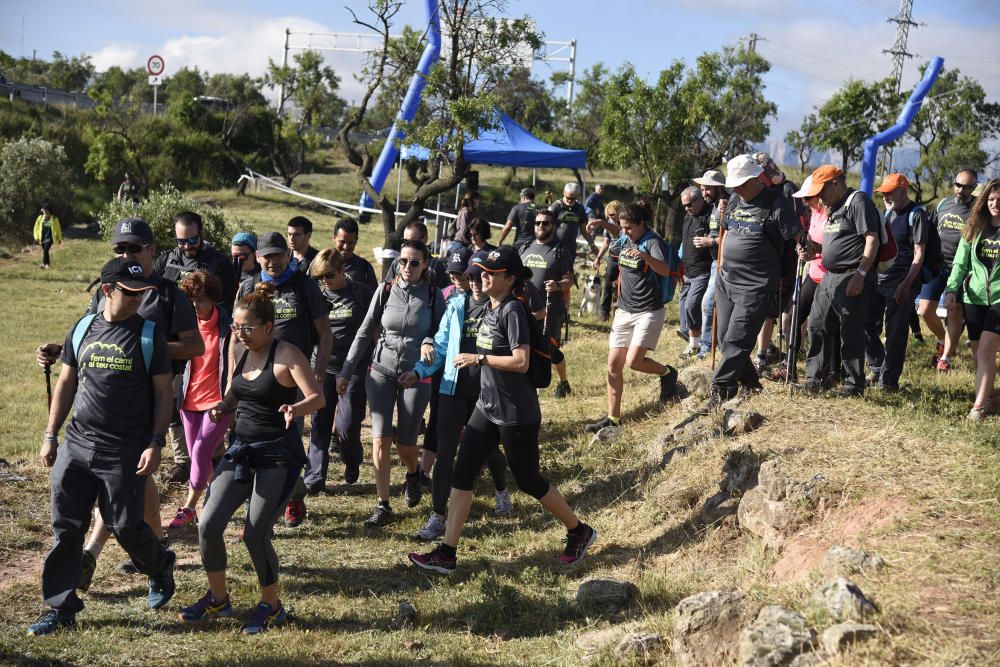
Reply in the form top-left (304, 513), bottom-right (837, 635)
top-left (168, 507), bottom-right (197, 529)
top-left (27, 610), bottom-right (75, 636)
top-left (147, 550), bottom-right (176, 610)
top-left (752, 356), bottom-right (768, 373)
top-left (560, 523), bottom-right (597, 565)
top-left (675, 328), bottom-right (688, 341)
top-left (680, 342), bottom-right (699, 357)
top-left (244, 601), bottom-right (287, 635)
top-left (495, 489), bottom-right (512, 516)
top-left (762, 366), bottom-right (787, 383)
top-left (79, 550), bottom-right (96, 592)
top-left (408, 544), bottom-right (457, 574)
top-left (553, 380), bottom-right (573, 398)
top-left (584, 416), bottom-right (615, 434)
top-left (284, 499), bottom-right (306, 528)
top-left (404, 471), bottom-right (423, 508)
top-left (765, 344), bottom-right (783, 364)
top-left (344, 462), bottom-right (360, 485)
top-left (968, 405), bottom-right (989, 421)
top-left (179, 590), bottom-right (234, 623)
top-left (936, 357), bottom-right (952, 372)
top-left (934, 341), bottom-right (945, 367)
top-left (304, 482), bottom-right (325, 496)
top-left (659, 366), bottom-right (679, 402)
top-left (363, 503), bottom-right (393, 528)
top-left (415, 511), bottom-right (446, 540)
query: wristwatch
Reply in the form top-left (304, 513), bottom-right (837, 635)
top-left (478, 354), bottom-right (486, 366)
top-left (151, 434), bottom-right (166, 448)
top-left (855, 267), bottom-right (867, 277)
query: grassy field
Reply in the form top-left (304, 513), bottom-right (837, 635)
top-left (1, 173), bottom-right (1000, 665)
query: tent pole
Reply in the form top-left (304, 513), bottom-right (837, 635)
top-left (532, 169), bottom-right (536, 187)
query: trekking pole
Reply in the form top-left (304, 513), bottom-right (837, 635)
top-left (786, 258), bottom-right (804, 385)
top-left (711, 227), bottom-right (725, 371)
top-left (44, 362), bottom-right (52, 409)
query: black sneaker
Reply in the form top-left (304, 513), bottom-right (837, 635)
top-left (404, 471), bottom-right (423, 508)
top-left (408, 544), bottom-right (457, 575)
top-left (147, 550), bottom-right (176, 610)
top-left (27, 609), bottom-right (76, 636)
top-left (420, 470), bottom-right (432, 489)
top-left (560, 523), bottom-right (597, 565)
top-left (585, 416), bottom-right (615, 434)
top-left (344, 462), bottom-right (360, 485)
top-left (79, 550), bottom-right (96, 592)
top-left (115, 559), bottom-right (138, 575)
top-left (554, 381), bottom-right (572, 398)
top-left (363, 503), bottom-right (393, 528)
top-left (304, 482), bottom-right (325, 496)
top-left (659, 366), bottom-right (679, 402)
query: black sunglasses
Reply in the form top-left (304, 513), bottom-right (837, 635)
top-left (955, 182), bottom-right (976, 190)
top-left (114, 285), bottom-right (144, 297)
top-left (398, 258), bottom-right (424, 268)
top-left (113, 244), bottom-right (147, 255)
top-left (175, 236), bottom-right (200, 246)
top-left (318, 272), bottom-right (338, 280)
top-left (534, 220), bottom-right (553, 226)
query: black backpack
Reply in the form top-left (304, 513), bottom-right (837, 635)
top-left (516, 297), bottom-right (552, 389)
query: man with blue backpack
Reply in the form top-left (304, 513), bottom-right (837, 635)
top-left (585, 201), bottom-right (679, 433)
top-left (865, 173), bottom-right (929, 392)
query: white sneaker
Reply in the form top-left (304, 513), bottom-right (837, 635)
top-left (680, 343), bottom-right (699, 357)
top-left (415, 511), bottom-right (446, 540)
top-left (495, 489), bottom-right (512, 516)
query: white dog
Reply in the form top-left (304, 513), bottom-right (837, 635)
top-left (578, 274), bottom-right (602, 317)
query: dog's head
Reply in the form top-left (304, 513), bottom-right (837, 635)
top-left (585, 274), bottom-right (601, 290)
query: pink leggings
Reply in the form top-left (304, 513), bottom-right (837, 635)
top-left (179, 409), bottom-right (233, 491)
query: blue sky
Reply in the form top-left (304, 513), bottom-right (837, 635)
top-left (2, 0), bottom-right (998, 146)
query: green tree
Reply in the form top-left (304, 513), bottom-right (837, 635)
top-left (494, 66), bottom-right (556, 134)
top-left (552, 63), bottom-right (609, 169)
top-left (45, 52), bottom-right (95, 91)
top-left (811, 78), bottom-right (896, 172)
top-left (785, 113), bottom-right (819, 174)
top-left (164, 67), bottom-right (207, 109)
top-left (0, 137), bottom-right (72, 244)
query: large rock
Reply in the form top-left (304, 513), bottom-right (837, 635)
top-left (591, 425), bottom-right (621, 445)
top-left (575, 626), bottom-right (622, 654)
top-left (723, 410), bottom-right (766, 436)
top-left (616, 633), bottom-right (666, 664)
top-left (821, 545), bottom-right (886, 576)
top-left (737, 460), bottom-right (824, 550)
top-left (701, 445), bottom-right (762, 524)
top-left (673, 590), bottom-right (756, 667)
top-left (576, 578), bottom-right (639, 613)
top-left (394, 600), bottom-right (417, 629)
top-left (738, 605), bottom-right (816, 667)
top-left (679, 366), bottom-right (714, 398)
top-left (812, 577), bottom-right (878, 622)
top-left (821, 622), bottom-right (878, 655)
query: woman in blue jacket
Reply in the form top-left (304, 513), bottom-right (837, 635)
top-left (409, 250), bottom-right (509, 540)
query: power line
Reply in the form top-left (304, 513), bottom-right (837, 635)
top-left (922, 22), bottom-right (1000, 34)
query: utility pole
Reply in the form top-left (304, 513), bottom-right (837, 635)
top-left (881, 0), bottom-right (919, 174)
top-left (747, 33), bottom-right (760, 54)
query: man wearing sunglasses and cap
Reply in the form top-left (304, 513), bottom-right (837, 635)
top-left (29, 258), bottom-right (177, 635)
top-left (155, 211), bottom-right (237, 306)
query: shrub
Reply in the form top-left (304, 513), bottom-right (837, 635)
top-left (0, 137), bottom-right (72, 244)
top-left (95, 183), bottom-right (244, 250)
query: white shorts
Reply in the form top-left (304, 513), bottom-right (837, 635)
top-left (609, 308), bottom-right (665, 350)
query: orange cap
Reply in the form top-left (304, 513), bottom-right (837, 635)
top-left (800, 165), bottom-right (844, 197)
top-left (875, 173), bottom-right (910, 193)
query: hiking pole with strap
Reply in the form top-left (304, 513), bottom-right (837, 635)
top-left (44, 362), bottom-right (52, 409)
top-left (711, 227), bottom-right (725, 370)
top-left (785, 257), bottom-right (805, 385)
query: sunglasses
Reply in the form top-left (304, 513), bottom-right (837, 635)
top-left (114, 285), bottom-right (144, 297)
top-left (955, 182), bottom-right (976, 190)
top-left (318, 272), bottom-right (339, 280)
top-left (113, 244), bottom-right (147, 255)
top-left (398, 258), bottom-right (423, 268)
top-left (232, 253), bottom-right (248, 262)
top-left (175, 236), bottom-right (200, 246)
top-left (534, 220), bottom-right (553, 226)
top-left (230, 324), bottom-right (261, 335)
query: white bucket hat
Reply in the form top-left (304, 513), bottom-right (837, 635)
top-left (725, 154), bottom-right (764, 188)
top-left (692, 169), bottom-right (726, 187)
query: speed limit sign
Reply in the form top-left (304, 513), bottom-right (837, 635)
top-left (147, 55), bottom-right (165, 76)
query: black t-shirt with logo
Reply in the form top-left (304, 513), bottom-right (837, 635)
top-left (456, 294), bottom-right (489, 396)
top-left (154, 243), bottom-right (237, 306)
top-left (821, 190), bottom-right (882, 272)
top-left (549, 200), bottom-right (588, 257)
top-left (880, 202), bottom-right (929, 288)
top-left (321, 282), bottom-right (375, 375)
top-left (682, 206), bottom-right (714, 278)
top-left (721, 188), bottom-right (801, 291)
top-left (507, 201), bottom-right (538, 248)
top-left (977, 225), bottom-right (1000, 275)
top-left (520, 239), bottom-right (573, 318)
top-left (934, 197), bottom-right (972, 270)
top-left (60, 313), bottom-right (171, 452)
top-left (344, 254), bottom-right (379, 290)
top-left (475, 296), bottom-right (541, 426)
top-left (616, 232), bottom-right (666, 314)
top-left (237, 273), bottom-right (329, 358)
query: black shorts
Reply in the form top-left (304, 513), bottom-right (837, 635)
top-left (963, 302), bottom-right (1000, 342)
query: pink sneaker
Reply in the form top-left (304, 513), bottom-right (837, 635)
top-left (168, 507), bottom-right (197, 528)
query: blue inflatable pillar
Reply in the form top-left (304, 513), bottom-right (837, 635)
top-left (859, 57), bottom-right (943, 195)
top-left (360, 0), bottom-right (441, 210)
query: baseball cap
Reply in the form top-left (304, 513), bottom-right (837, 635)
top-left (446, 247), bottom-right (473, 273)
top-left (875, 173), bottom-right (911, 193)
top-left (725, 155), bottom-right (764, 188)
top-left (693, 169), bottom-right (726, 187)
top-left (257, 231), bottom-right (289, 255)
top-left (791, 176), bottom-right (815, 198)
top-left (231, 231), bottom-right (257, 250)
top-left (476, 246), bottom-right (525, 277)
top-left (800, 165), bottom-right (845, 198)
top-left (100, 257), bottom-right (156, 291)
top-left (467, 250), bottom-right (489, 276)
top-left (111, 218), bottom-right (154, 246)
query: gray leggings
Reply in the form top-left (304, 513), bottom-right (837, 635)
top-left (365, 368), bottom-right (431, 445)
top-left (198, 458), bottom-right (300, 587)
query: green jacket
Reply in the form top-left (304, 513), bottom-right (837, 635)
top-left (945, 230), bottom-right (1000, 306)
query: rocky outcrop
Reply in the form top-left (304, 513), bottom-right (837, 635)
top-left (673, 590), bottom-right (756, 667)
top-left (616, 633), bottom-right (666, 664)
top-left (576, 578), bottom-right (640, 613)
top-left (678, 366), bottom-right (713, 398)
top-left (821, 545), bottom-right (886, 576)
top-left (812, 577), bottom-right (878, 622)
top-left (701, 445), bottom-right (762, 524)
top-left (821, 622), bottom-right (878, 655)
top-left (738, 605), bottom-right (816, 666)
top-left (737, 459), bottom-right (824, 550)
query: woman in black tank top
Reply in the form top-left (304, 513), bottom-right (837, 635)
top-left (180, 282), bottom-right (323, 635)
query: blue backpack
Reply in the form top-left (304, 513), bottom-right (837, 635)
top-left (71, 314), bottom-right (156, 373)
top-left (614, 229), bottom-right (682, 303)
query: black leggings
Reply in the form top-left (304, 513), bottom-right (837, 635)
top-left (433, 393), bottom-right (507, 515)
top-left (452, 408), bottom-right (548, 500)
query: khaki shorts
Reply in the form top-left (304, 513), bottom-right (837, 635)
top-left (609, 308), bottom-right (665, 350)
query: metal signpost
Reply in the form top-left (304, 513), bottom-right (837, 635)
top-left (147, 54), bottom-right (165, 115)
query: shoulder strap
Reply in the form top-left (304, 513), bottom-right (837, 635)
top-left (908, 205), bottom-right (924, 227)
top-left (141, 320), bottom-right (155, 373)
top-left (936, 198), bottom-right (949, 213)
top-left (71, 314), bottom-right (98, 360)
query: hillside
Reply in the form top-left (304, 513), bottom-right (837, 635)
top-left (0, 183), bottom-right (998, 665)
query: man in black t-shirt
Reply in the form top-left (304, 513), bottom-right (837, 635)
top-left (678, 186), bottom-right (714, 357)
top-left (712, 155), bottom-right (801, 402)
top-left (520, 208), bottom-right (575, 397)
top-left (865, 173), bottom-right (928, 391)
top-left (154, 211), bottom-right (237, 306)
top-left (498, 188), bottom-right (538, 251)
top-left (550, 182), bottom-right (597, 260)
top-left (334, 218), bottom-right (379, 289)
top-left (799, 166), bottom-right (881, 396)
top-left (288, 215), bottom-right (320, 275)
top-left (30, 258), bottom-right (176, 635)
top-left (924, 169), bottom-right (978, 370)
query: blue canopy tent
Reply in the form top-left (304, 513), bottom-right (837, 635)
top-left (399, 111), bottom-right (587, 168)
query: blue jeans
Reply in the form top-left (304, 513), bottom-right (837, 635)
top-left (699, 261), bottom-right (718, 354)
